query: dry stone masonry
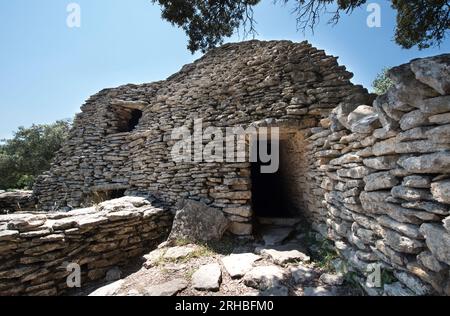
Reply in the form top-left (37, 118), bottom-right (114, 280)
top-left (0, 197), bottom-right (171, 295)
top-left (0, 40), bottom-right (449, 296)
top-left (0, 191), bottom-right (36, 214)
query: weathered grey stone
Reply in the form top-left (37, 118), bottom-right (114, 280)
top-left (420, 95), bottom-right (450, 114)
top-left (337, 166), bottom-right (372, 179)
top-left (330, 153), bottom-right (362, 166)
top-left (402, 201), bottom-right (449, 215)
top-left (394, 271), bottom-right (434, 296)
top-left (168, 200), bottom-right (230, 243)
top-left (411, 54), bottom-right (450, 95)
top-left (192, 263), bottom-right (222, 291)
top-left (420, 223), bottom-right (450, 265)
top-left (395, 141), bottom-right (450, 154)
top-left (391, 186), bottom-right (433, 201)
top-left (429, 113), bottom-right (450, 124)
top-left (364, 172), bottom-right (399, 191)
top-left (258, 247), bottom-right (310, 266)
top-left (377, 216), bottom-right (422, 240)
top-left (221, 253), bottom-right (261, 278)
top-left (398, 152), bottom-right (450, 173)
top-left (105, 267), bottom-right (122, 282)
top-left (399, 110), bottom-right (430, 131)
top-left (243, 266), bottom-right (287, 290)
top-left (363, 156), bottom-right (398, 170)
top-left (163, 245), bottom-right (198, 261)
top-left (89, 280), bottom-right (125, 296)
top-left (347, 105), bottom-right (380, 133)
top-left (383, 229), bottom-right (425, 254)
top-left (383, 282), bottom-right (415, 296)
top-left (417, 251), bottom-right (446, 273)
top-left (290, 265), bottom-right (317, 284)
top-left (261, 226), bottom-right (294, 246)
top-left (334, 102), bottom-right (359, 129)
top-left (402, 176), bottom-right (431, 188)
top-left (373, 95), bottom-right (400, 131)
top-left (425, 124), bottom-right (450, 143)
top-left (388, 62), bottom-right (439, 107)
top-left (430, 180), bottom-right (450, 204)
top-left (360, 191), bottom-right (439, 223)
top-left (144, 279), bottom-right (188, 296)
top-left (372, 138), bottom-right (397, 156)
top-left (319, 273), bottom-right (344, 286)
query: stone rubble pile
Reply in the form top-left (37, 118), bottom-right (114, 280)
top-left (0, 197), bottom-right (172, 295)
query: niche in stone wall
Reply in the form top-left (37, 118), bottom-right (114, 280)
top-left (251, 130), bottom-right (307, 219)
top-left (111, 104), bottom-right (143, 133)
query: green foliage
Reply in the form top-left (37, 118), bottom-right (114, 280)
top-left (151, 0), bottom-right (449, 53)
top-left (393, 0), bottom-right (450, 50)
top-left (372, 68), bottom-right (394, 95)
top-left (304, 231), bottom-right (339, 270)
top-left (151, 0), bottom-right (261, 53)
top-left (0, 120), bottom-right (72, 190)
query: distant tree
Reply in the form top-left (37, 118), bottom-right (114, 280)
top-left (0, 120), bottom-right (72, 190)
top-left (372, 68), bottom-right (394, 95)
top-left (151, 0), bottom-right (450, 53)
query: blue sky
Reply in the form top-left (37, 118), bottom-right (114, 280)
top-left (0, 0), bottom-right (449, 139)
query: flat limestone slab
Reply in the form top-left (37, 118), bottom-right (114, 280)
top-left (163, 245), bottom-right (198, 261)
top-left (260, 226), bottom-right (295, 246)
top-left (221, 253), bottom-right (262, 278)
top-left (192, 263), bottom-right (222, 291)
top-left (89, 280), bottom-right (125, 296)
top-left (258, 247), bottom-right (310, 265)
top-left (243, 265), bottom-right (288, 290)
top-left (144, 279), bottom-right (188, 296)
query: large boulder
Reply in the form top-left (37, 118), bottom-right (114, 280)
top-left (410, 54), bottom-right (450, 95)
top-left (167, 200), bottom-right (230, 243)
top-left (347, 105), bottom-right (381, 134)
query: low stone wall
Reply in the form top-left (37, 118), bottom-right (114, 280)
top-left (0, 197), bottom-right (172, 295)
top-left (0, 191), bottom-right (36, 214)
top-left (310, 54), bottom-right (450, 295)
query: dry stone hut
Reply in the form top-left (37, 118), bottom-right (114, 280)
top-left (1, 40), bottom-right (449, 295)
top-left (33, 40), bottom-right (372, 236)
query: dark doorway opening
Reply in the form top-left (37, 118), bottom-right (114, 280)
top-left (251, 139), bottom-right (292, 218)
top-left (127, 109), bottom-right (143, 132)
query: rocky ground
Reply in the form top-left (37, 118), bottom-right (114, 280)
top-left (84, 218), bottom-right (364, 297)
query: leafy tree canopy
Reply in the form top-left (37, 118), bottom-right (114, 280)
top-left (372, 67), bottom-right (394, 95)
top-left (0, 120), bottom-right (71, 190)
top-left (151, 0), bottom-right (450, 53)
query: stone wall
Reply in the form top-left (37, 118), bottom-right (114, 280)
top-left (314, 54), bottom-right (450, 295)
top-left (0, 197), bottom-right (172, 295)
top-left (0, 191), bottom-right (36, 214)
